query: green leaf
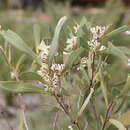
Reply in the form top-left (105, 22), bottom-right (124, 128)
top-left (19, 71), bottom-right (49, 86)
top-left (118, 76), bottom-right (130, 98)
top-left (48, 16), bottom-right (67, 67)
top-left (0, 30), bottom-right (42, 65)
top-left (109, 118), bottom-right (126, 130)
top-left (99, 67), bottom-right (108, 106)
top-left (63, 47), bottom-right (84, 72)
top-left (108, 42), bottom-right (128, 61)
top-left (41, 104), bottom-right (60, 112)
top-left (78, 88), bottom-right (94, 117)
top-left (33, 24), bottom-right (41, 49)
top-left (0, 81), bottom-right (51, 95)
top-left (118, 47), bottom-right (130, 55)
top-left (80, 66), bottom-right (90, 85)
top-left (105, 25), bottom-right (129, 38)
top-left (16, 54), bottom-right (26, 72)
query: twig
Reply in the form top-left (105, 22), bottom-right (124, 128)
top-left (53, 112), bottom-right (58, 130)
top-left (21, 106), bottom-right (29, 130)
top-left (90, 96), bottom-right (100, 130)
top-left (101, 101), bottom-right (115, 130)
top-left (54, 93), bottom-right (82, 130)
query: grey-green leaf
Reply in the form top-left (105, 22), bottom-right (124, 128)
top-left (109, 118), bottom-right (126, 130)
top-left (48, 16), bottom-right (67, 67)
top-left (19, 71), bottom-right (49, 86)
top-left (78, 88), bottom-right (94, 117)
top-left (41, 104), bottom-right (60, 113)
top-left (0, 81), bottom-right (51, 95)
top-left (0, 30), bottom-right (42, 65)
top-left (33, 24), bottom-right (41, 49)
top-left (63, 47), bottom-right (84, 72)
top-left (105, 25), bottom-right (129, 38)
top-left (108, 42), bottom-right (128, 61)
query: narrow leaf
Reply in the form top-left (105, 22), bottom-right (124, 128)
top-left (99, 67), bottom-right (108, 106)
top-left (109, 118), bottom-right (126, 130)
top-left (33, 24), bottom-right (41, 50)
top-left (0, 81), bottom-right (51, 95)
top-left (0, 30), bottom-right (42, 65)
top-left (108, 42), bottom-right (128, 61)
top-left (41, 104), bottom-right (60, 112)
top-left (63, 47), bottom-right (84, 72)
top-left (78, 88), bottom-right (94, 117)
top-left (48, 16), bottom-right (67, 67)
top-left (106, 25), bottom-right (129, 38)
top-left (19, 71), bottom-right (50, 86)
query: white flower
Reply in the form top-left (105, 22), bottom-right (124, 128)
top-left (38, 40), bottom-right (50, 62)
top-left (52, 73), bottom-right (59, 88)
top-left (73, 24), bottom-right (80, 33)
top-left (38, 40), bottom-right (50, 51)
top-left (10, 71), bottom-right (16, 79)
top-left (90, 26), bottom-right (107, 39)
top-left (99, 45), bottom-right (106, 51)
top-left (125, 31), bottom-right (130, 35)
top-left (65, 36), bottom-right (77, 51)
top-left (88, 39), bottom-right (101, 49)
top-left (37, 63), bottom-right (50, 82)
top-left (0, 25), bottom-right (1, 29)
top-left (127, 59), bottom-right (130, 66)
top-left (66, 36), bottom-right (77, 44)
top-left (51, 64), bottom-right (64, 72)
top-left (68, 125), bottom-right (74, 130)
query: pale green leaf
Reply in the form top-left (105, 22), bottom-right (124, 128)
top-left (0, 30), bottom-right (42, 65)
top-left (41, 104), bottom-right (60, 112)
top-left (63, 47), bottom-right (84, 72)
top-left (33, 24), bottom-right (41, 49)
top-left (48, 16), bottom-right (67, 67)
top-left (0, 81), bottom-right (51, 95)
top-left (106, 25), bottom-right (129, 38)
top-left (78, 88), bottom-right (94, 117)
top-left (99, 67), bottom-right (108, 106)
top-left (109, 118), bottom-right (126, 130)
top-left (108, 42), bottom-right (128, 61)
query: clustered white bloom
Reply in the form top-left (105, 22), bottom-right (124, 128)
top-left (127, 59), bottom-right (130, 66)
top-left (88, 39), bottom-right (100, 48)
top-left (37, 63), bottom-right (50, 83)
top-left (65, 36), bottom-right (77, 52)
top-left (51, 64), bottom-right (64, 73)
top-left (88, 26), bottom-right (108, 50)
top-left (77, 57), bottom-right (88, 70)
top-left (68, 125), bottom-right (74, 130)
top-left (90, 26), bottom-right (107, 39)
top-left (99, 45), bottom-right (107, 51)
top-left (37, 41), bottom-right (64, 92)
top-left (125, 30), bottom-right (130, 35)
top-left (38, 40), bottom-right (50, 62)
top-left (73, 24), bottom-right (80, 34)
top-left (65, 24), bottom-right (80, 52)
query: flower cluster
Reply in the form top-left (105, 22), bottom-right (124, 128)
top-left (88, 26), bottom-right (108, 50)
top-left (37, 41), bottom-right (64, 92)
top-left (65, 24), bottom-right (80, 52)
top-left (38, 40), bottom-right (50, 63)
top-left (90, 26), bottom-right (107, 39)
top-left (125, 30), bottom-right (130, 35)
top-left (77, 57), bottom-right (88, 70)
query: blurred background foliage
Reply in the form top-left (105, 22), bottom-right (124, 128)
top-left (0, 0), bottom-right (130, 130)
